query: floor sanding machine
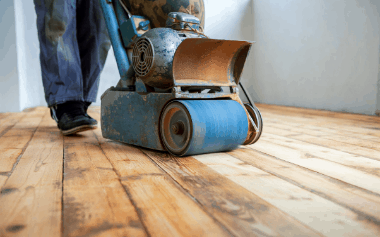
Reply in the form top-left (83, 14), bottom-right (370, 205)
top-left (99, 0), bottom-right (263, 156)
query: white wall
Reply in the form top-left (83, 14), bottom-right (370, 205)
top-left (2, 0), bottom-right (380, 116)
top-left (14, 0), bottom-right (46, 110)
top-left (373, 1), bottom-right (380, 116)
top-left (0, 0), bottom-right (20, 112)
top-left (248, 0), bottom-right (380, 115)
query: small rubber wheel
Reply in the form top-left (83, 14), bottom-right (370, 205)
top-left (160, 101), bottom-right (192, 155)
top-left (244, 104), bottom-right (263, 145)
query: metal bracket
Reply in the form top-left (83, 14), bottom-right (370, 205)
top-left (230, 86), bottom-right (238, 94)
top-left (172, 86), bottom-right (181, 94)
top-left (239, 82), bottom-right (255, 107)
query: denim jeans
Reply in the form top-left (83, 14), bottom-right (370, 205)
top-left (34, 0), bottom-right (111, 106)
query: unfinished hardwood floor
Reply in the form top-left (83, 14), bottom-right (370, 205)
top-left (0, 104), bottom-right (380, 237)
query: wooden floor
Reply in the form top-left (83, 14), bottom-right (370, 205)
top-left (1, 104), bottom-right (380, 237)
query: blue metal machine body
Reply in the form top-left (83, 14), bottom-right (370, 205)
top-left (101, 90), bottom-right (173, 150)
top-left (100, 88), bottom-right (246, 152)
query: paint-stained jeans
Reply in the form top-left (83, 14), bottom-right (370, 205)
top-left (34, 0), bottom-right (111, 106)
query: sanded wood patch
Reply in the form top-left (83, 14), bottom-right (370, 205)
top-left (229, 148), bottom-right (380, 229)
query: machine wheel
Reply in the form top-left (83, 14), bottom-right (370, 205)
top-left (160, 100), bottom-right (249, 156)
top-left (160, 101), bottom-right (192, 156)
top-left (244, 104), bottom-right (263, 145)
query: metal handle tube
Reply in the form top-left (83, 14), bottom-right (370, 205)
top-left (99, 0), bottom-right (130, 81)
top-left (112, 0), bottom-right (129, 27)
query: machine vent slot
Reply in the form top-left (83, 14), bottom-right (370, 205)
top-left (132, 37), bottom-right (154, 77)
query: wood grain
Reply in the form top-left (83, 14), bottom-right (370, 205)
top-left (143, 149), bottom-right (320, 237)
top-left (0, 149), bottom-right (23, 188)
top-left (63, 131), bottom-right (147, 237)
top-left (266, 117), bottom-right (380, 142)
top-left (195, 152), bottom-right (380, 237)
top-left (259, 109), bottom-right (380, 138)
top-left (229, 148), bottom-right (380, 227)
top-left (264, 122), bottom-right (380, 152)
top-left (93, 128), bottom-right (232, 237)
top-left (0, 113), bottom-right (24, 137)
top-left (0, 107), bottom-right (45, 149)
top-left (0, 104), bottom-right (379, 236)
top-left (0, 111), bottom-right (63, 237)
top-left (258, 133), bottom-right (380, 178)
top-left (262, 125), bottom-right (380, 161)
top-left (250, 135), bottom-right (380, 195)
top-left (257, 103), bottom-right (380, 126)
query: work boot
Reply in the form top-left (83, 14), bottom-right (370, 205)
top-left (80, 101), bottom-right (97, 125)
top-left (51, 101), bottom-right (97, 135)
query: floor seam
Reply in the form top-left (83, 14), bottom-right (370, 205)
top-left (92, 130), bottom-right (152, 237)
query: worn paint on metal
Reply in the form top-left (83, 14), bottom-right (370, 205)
top-left (132, 28), bottom-right (183, 89)
top-left (99, 0), bottom-right (131, 80)
top-left (101, 86), bottom-right (256, 152)
top-left (166, 12), bottom-right (201, 31)
top-left (131, 31), bottom-right (252, 89)
top-left (120, 15), bottom-right (151, 47)
top-left (120, 0), bottom-right (205, 30)
top-left (101, 90), bottom-right (175, 150)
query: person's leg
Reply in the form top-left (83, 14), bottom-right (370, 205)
top-left (34, 0), bottom-right (84, 107)
top-left (34, 0), bottom-right (97, 134)
top-left (76, 0), bottom-right (111, 106)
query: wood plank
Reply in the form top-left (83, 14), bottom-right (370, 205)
top-left (0, 111), bottom-right (63, 237)
top-left (260, 110), bottom-right (380, 138)
top-left (265, 119), bottom-right (380, 149)
top-left (0, 112), bottom-right (10, 120)
top-left (259, 105), bottom-right (379, 128)
top-left (93, 129), bottom-right (232, 237)
top-left (63, 131), bottom-right (147, 237)
top-left (0, 108), bottom-right (46, 190)
top-left (263, 125), bottom-right (380, 161)
top-left (262, 110), bottom-right (380, 133)
top-left (143, 149), bottom-right (320, 237)
top-left (0, 112), bottom-right (25, 137)
top-left (195, 152), bottom-right (380, 237)
top-left (264, 116), bottom-right (380, 142)
top-left (0, 107), bottom-right (46, 149)
top-left (259, 133), bottom-right (380, 178)
top-left (0, 149), bottom-right (23, 188)
top-left (257, 103), bottom-right (380, 125)
top-left (250, 136), bottom-right (380, 195)
top-left (229, 148), bottom-right (380, 226)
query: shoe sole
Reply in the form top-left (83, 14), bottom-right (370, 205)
top-left (61, 124), bottom-right (97, 136)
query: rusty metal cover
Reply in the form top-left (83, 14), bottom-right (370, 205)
top-left (172, 38), bottom-right (252, 87)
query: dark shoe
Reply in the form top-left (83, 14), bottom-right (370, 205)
top-left (58, 113), bottom-right (97, 135)
top-left (81, 101), bottom-right (92, 113)
top-left (51, 101), bottom-right (97, 135)
top-left (80, 101), bottom-right (97, 125)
